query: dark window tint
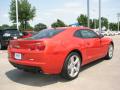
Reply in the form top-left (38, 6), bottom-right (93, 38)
top-left (74, 30), bottom-right (98, 38)
top-left (80, 30), bottom-right (98, 38)
top-left (4, 29), bottom-right (20, 35)
top-left (31, 29), bottom-right (64, 39)
top-left (0, 30), bottom-right (3, 35)
top-left (74, 30), bottom-right (82, 37)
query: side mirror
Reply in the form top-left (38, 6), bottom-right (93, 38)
top-left (99, 34), bottom-right (104, 38)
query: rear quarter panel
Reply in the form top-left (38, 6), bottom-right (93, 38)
top-left (44, 28), bottom-right (87, 73)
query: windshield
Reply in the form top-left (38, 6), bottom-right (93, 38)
top-left (31, 29), bottom-right (64, 39)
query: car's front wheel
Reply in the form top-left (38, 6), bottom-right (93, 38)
top-left (105, 44), bottom-right (114, 60)
top-left (0, 42), bottom-right (3, 50)
top-left (61, 52), bottom-right (81, 80)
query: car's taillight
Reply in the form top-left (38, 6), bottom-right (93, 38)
top-left (30, 42), bottom-right (45, 51)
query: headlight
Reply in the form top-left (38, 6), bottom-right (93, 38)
top-left (3, 33), bottom-right (11, 37)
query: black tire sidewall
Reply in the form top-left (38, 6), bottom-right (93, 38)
top-left (0, 42), bottom-right (2, 50)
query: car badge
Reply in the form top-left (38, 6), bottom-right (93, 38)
top-left (15, 45), bottom-right (20, 48)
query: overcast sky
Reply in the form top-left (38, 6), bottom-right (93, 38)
top-left (0, 0), bottom-right (120, 26)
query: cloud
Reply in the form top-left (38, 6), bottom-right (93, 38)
top-left (30, 1), bottom-right (85, 26)
top-left (64, 2), bottom-right (81, 8)
top-left (0, 13), bottom-right (11, 26)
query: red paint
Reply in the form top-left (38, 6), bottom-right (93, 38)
top-left (22, 32), bottom-right (32, 38)
top-left (8, 27), bottom-right (113, 74)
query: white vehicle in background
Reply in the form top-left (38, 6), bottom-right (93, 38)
top-left (101, 31), bottom-right (108, 36)
top-left (114, 31), bottom-right (119, 35)
top-left (101, 30), bottom-right (115, 36)
top-left (118, 31), bottom-right (120, 35)
top-left (109, 31), bottom-right (114, 36)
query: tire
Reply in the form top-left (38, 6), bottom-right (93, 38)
top-left (0, 42), bottom-right (3, 50)
top-left (61, 52), bottom-right (81, 80)
top-left (105, 44), bottom-right (114, 60)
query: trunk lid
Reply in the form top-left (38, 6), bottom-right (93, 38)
top-left (10, 39), bottom-right (46, 50)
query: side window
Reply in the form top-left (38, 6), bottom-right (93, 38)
top-left (74, 30), bottom-right (82, 38)
top-left (80, 30), bottom-right (98, 38)
top-left (74, 30), bottom-right (98, 38)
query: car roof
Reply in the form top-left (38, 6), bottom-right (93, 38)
top-left (52, 26), bottom-right (90, 31)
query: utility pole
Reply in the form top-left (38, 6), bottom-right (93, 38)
top-left (16, 0), bottom-right (19, 30)
top-left (99, 0), bottom-right (101, 34)
top-left (92, 9), bottom-right (97, 29)
top-left (117, 13), bottom-right (120, 32)
top-left (87, 0), bottom-right (90, 28)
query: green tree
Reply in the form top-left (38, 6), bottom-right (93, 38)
top-left (89, 19), bottom-right (94, 29)
top-left (109, 23), bottom-right (118, 31)
top-left (0, 24), bottom-right (10, 29)
top-left (92, 19), bottom-right (99, 29)
top-left (51, 19), bottom-right (66, 28)
top-left (10, 24), bottom-right (17, 29)
top-left (19, 22), bottom-right (33, 31)
top-left (77, 14), bottom-right (88, 27)
top-left (0, 26), bottom-right (2, 30)
top-left (34, 23), bottom-right (47, 31)
top-left (101, 17), bottom-right (108, 29)
top-left (9, 0), bottom-right (36, 30)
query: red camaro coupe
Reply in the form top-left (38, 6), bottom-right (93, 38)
top-left (8, 26), bottom-right (114, 80)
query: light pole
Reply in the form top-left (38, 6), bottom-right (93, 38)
top-left (92, 9), bottom-right (97, 29)
top-left (87, 0), bottom-right (90, 28)
top-left (99, 0), bottom-right (101, 34)
top-left (15, 0), bottom-right (19, 30)
top-left (117, 13), bottom-right (120, 32)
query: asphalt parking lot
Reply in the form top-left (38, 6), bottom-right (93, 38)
top-left (0, 36), bottom-right (120, 90)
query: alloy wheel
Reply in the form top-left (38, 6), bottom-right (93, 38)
top-left (109, 45), bottom-right (113, 58)
top-left (67, 55), bottom-right (80, 78)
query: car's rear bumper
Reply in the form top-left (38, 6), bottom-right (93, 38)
top-left (9, 61), bottom-right (42, 73)
top-left (8, 48), bottom-right (66, 74)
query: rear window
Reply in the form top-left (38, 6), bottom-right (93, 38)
top-left (31, 29), bottom-right (64, 39)
top-left (2, 29), bottom-right (20, 36)
top-left (4, 30), bottom-right (19, 34)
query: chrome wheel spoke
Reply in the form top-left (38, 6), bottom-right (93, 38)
top-left (68, 63), bottom-right (72, 69)
top-left (70, 56), bottom-right (74, 64)
top-left (109, 45), bottom-right (113, 58)
top-left (73, 58), bottom-right (79, 65)
top-left (74, 67), bottom-right (79, 72)
top-left (67, 55), bottom-right (80, 77)
top-left (70, 68), bottom-right (75, 76)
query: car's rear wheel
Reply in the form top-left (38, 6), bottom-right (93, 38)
top-left (105, 44), bottom-right (114, 60)
top-left (61, 52), bottom-right (81, 80)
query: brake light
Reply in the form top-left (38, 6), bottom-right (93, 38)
top-left (30, 42), bottom-right (45, 51)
